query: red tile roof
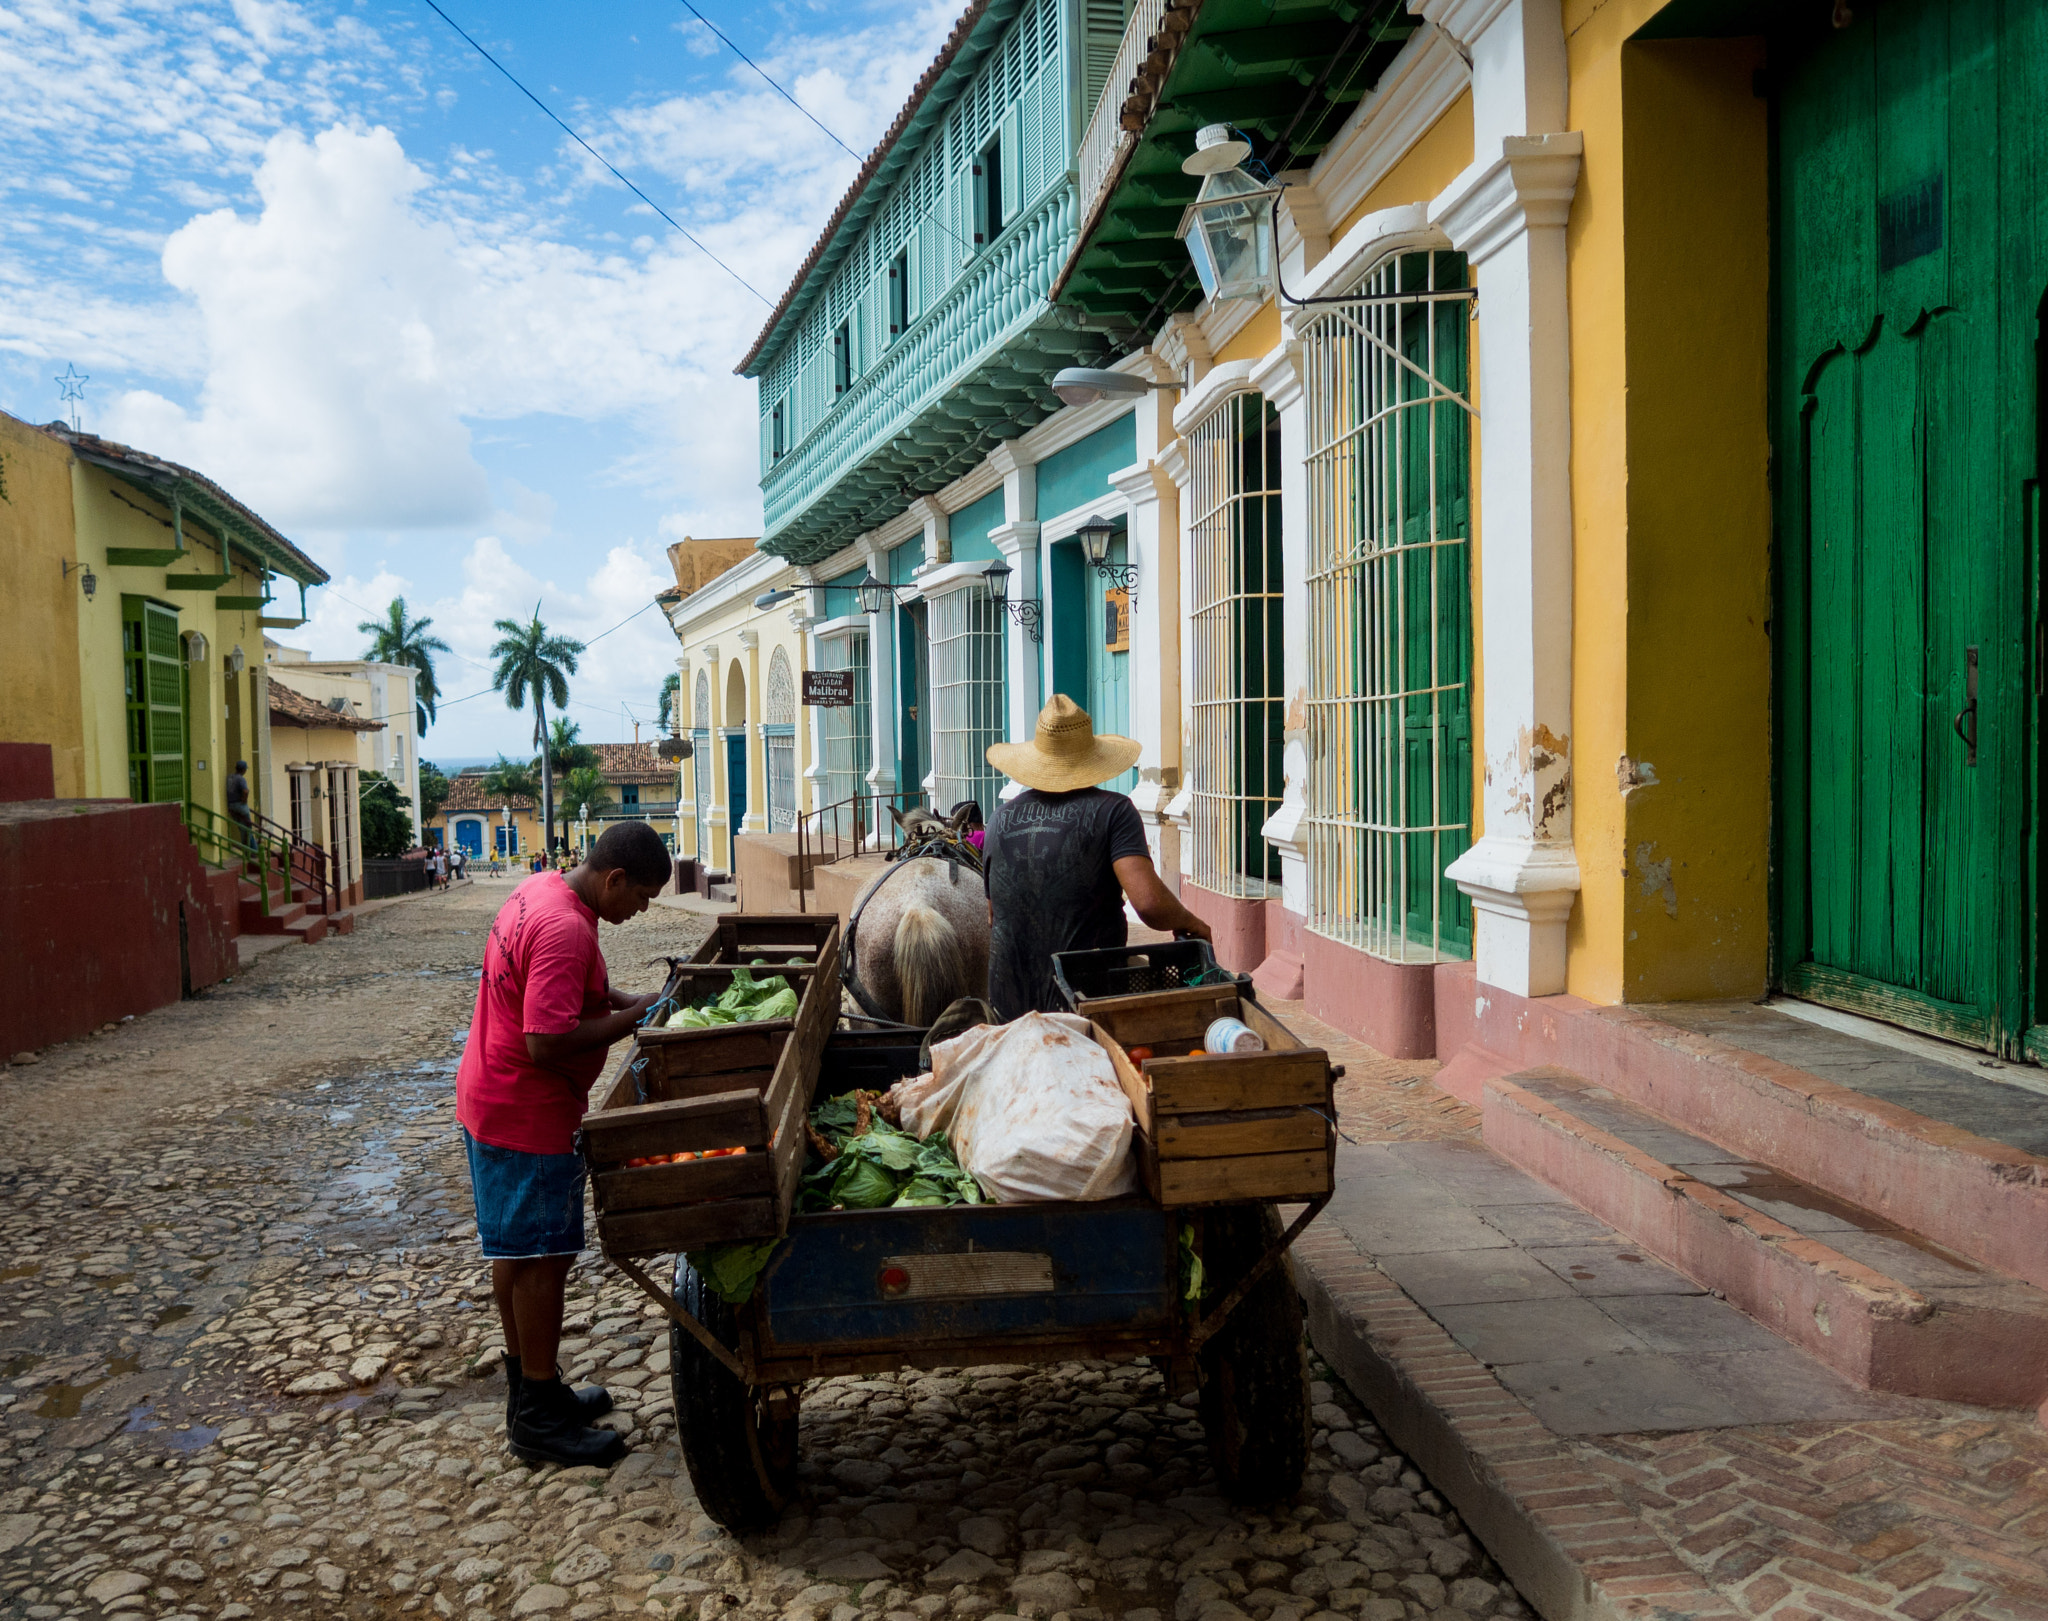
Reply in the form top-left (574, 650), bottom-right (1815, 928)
top-left (590, 742), bottom-right (672, 784)
top-left (268, 678), bottom-right (384, 733)
top-left (439, 775), bottom-right (535, 814)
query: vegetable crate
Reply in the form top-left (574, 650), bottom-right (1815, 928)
top-left (689, 914), bottom-right (840, 968)
top-left (579, 921), bottom-right (842, 1257)
top-left (1089, 987), bottom-right (1338, 1206)
top-left (1052, 939), bottom-right (1254, 1017)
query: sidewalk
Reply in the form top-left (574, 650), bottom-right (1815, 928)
top-left (1266, 996), bottom-right (2048, 1621)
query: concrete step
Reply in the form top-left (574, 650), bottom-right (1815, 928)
top-left (707, 881), bottom-right (738, 903)
top-left (1435, 970), bottom-right (2048, 1295)
top-left (238, 897), bottom-right (324, 941)
top-left (1484, 1067), bottom-right (2048, 1409)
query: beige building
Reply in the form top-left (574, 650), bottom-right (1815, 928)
top-left (662, 537), bottom-right (809, 875)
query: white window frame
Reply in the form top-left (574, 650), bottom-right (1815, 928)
top-left (927, 578), bottom-right (1006, 817)
top-left (814, 621), bottom-right (872, 836)
top-left (1187, 389), bottom-right (1287, 899)
top-left (1302, 247), bottom-right (1478, 964)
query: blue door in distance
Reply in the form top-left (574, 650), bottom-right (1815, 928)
top-left (454, 818), bottom-right (484, 858)
top-left (726, 734), bottom-right (748, 836)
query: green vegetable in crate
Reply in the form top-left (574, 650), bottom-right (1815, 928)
top-left (661, 965), bottom-right (798, 1029)
top-left (797, 1090), bottom-right (983, 1212)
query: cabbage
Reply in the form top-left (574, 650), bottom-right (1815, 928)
top-left (687, 1239), bottom-right (780, 1304)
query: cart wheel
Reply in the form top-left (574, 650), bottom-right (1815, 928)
top-left (1197, 1204), bottom-right (1309, 1503)
top-left (668, 1258), bottom-right (799, 1532)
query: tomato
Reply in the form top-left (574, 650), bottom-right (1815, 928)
top-left (1127, 1045), bottom-right (1155, 1063)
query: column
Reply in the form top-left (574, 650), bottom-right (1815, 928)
top-left (1112, 349), bottom-right (1183, 876)
top-left (1426, 0), bottom-right (1583, 997)
top-left (1249, 342), bottom-right (1313, 924)
top-left (798, 577), bottom-right (830, 823)
top-left (859, 540), bottom-right (899, 803)
top-left (739, 629), bottom-right (767, 834)
top-left (702, 641), bottom-right (725, 869)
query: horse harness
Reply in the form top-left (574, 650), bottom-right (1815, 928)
top-left (841, 832), bottom-right (984, 1023)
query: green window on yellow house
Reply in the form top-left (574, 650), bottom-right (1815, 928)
top-left (123, 595), bottom-right (187, 805)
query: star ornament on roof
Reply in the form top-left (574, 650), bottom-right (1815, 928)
top-left (55, 363), bottom-right (89, 431)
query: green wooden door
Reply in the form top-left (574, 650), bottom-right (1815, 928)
top-left (122, 596), bottom-right (186, 806)
top-left (1773, 0), bottom-right (2045, 1052)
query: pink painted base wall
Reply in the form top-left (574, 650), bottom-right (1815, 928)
top-left (1179, 881), bottom-right (1268, 975)
top-left (1303, 929), bottom-right (1438, 1059)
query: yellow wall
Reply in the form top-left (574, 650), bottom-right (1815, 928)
top-left (1214, 303), bottom-right (1281, 366)
top-left (69, 466), bottom-right (273, 819)
top-left (1331, 90), bottom-right (1475, 241)
top-left (0, 416), bottom-right (86, 794)
top-left (1561, 6), bottom-right (1772, 1002)
top-left (429, 802), bottom-right (543, 856)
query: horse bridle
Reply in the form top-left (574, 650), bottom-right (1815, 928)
top-left (842, 833), bottom-right (983, 1024)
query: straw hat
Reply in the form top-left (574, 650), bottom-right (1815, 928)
top-left (986, 694), bottom-right (1142, 793)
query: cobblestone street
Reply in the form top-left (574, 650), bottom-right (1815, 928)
top-left (0, 883), bottom-right (1525, 1621)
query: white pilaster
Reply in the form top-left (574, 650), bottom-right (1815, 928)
top-left (990, 519), bottom-right (1043, 748)
top-left (1424, 0), bottom-right (1583, 997)
top-left (858, 541), bottom-right (899, 801)
top-left (1247, 341), bottom-right (1312, 917)
top-left (1156, 436), bottom-right (1195, 887)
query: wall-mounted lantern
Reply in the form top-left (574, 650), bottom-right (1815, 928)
top-left (856, 572), bottom-right (912, 616)
top-left (63, 558), bottom-right (98, 600)
top-left (183, 630), bottom-right (210, 666)
top-left (1176, 124), bottom-right (1279, 304)
top-left (1076, 514), bottom-right (1138, 606)
top-left (981, 559), bottom-right (1042, 643)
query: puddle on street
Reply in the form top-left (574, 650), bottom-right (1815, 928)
top-left (153, 1304), bottom-right (193, 1329)
top-left (0, 1262), bottom-right (41, 1282)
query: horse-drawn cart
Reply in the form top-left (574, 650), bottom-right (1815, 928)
top-left (580, 924), bottom-right (1337, 1533)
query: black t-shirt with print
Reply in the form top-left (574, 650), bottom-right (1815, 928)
top-left (983, 787), bottom-right (1151, 1020)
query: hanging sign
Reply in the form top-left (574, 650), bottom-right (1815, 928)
top-left (803, 670), bottom-right (856, 708)
top-left (1104, 588), bottom-right (1130, 653)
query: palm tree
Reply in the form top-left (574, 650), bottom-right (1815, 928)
top-left (358, 598), bottom-right (451, 733)
top-left (658, 671), bottom-right (680, 735)
top-left (483, 754), bottom-right (541, 804)
top-left (490, 605), bottom-right (584, 854)
top-left (561, 765), bottom-right (616, 825)
top-left (544, 715), bottom-right (599, 775)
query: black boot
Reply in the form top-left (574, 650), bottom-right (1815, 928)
top-left (509, 1375), bottom-right (629, 1469)
top-left (504, 1354), bottom-right (615, 1433)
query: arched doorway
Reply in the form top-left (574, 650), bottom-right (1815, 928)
top-left (724, 659), bottom-right (749, 838)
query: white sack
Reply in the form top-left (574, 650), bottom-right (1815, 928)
top-left (897, 1012), bottom-right (1136, 1202)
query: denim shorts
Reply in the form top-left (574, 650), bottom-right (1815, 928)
top-left (463, 1128), bottom-right (587, 1258)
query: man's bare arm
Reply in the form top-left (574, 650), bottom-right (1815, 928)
top-left (1113, 855), bottom-right (1212, 942)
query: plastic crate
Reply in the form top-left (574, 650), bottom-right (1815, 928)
top-left (1051, 939), bottom-right (1254, 1010)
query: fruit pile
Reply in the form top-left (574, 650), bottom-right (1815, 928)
top-left (620, 1145), bottom-right (748, 1168)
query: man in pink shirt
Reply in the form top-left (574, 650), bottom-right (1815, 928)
top-left (457, 820), bottom-right (672, 1467)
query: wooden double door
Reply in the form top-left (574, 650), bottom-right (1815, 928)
top-left (1773, 0), bottom-right (2048, 1054)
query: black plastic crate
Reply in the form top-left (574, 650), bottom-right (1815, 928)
top-left (1051, 939), bottom-right (1254, 1009)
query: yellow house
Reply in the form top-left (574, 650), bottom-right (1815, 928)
top-left (0, 410), bottom-right (331, 865)
top-left (663, 537), bottom-right (811, 877)
top-left (425, 771), bottom-right (544, 864)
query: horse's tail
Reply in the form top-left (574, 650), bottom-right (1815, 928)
top-left (893, 903), bottom-right (962, 1029)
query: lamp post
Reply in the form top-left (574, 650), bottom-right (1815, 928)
top-left (980, 560), bottom-right (1042, 643)
top-left (578, 801), bottom-right (590, 858)
top-left (501, 803), bottom-right (512, 866)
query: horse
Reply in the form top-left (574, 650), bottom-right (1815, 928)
top-left (843, 805), bottom-right (990, 1027)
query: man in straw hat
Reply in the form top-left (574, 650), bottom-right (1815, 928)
top-left (982, 694), bottom-right (1211, 1019)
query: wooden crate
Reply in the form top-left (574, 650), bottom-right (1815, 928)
top-left (1089, 990), bottom-right (1335, 1206)
top-left (580, 923), bottom-right (840, 1257)
top-left (688, 913), bottom-right (840, 967)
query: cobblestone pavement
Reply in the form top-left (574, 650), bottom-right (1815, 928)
top-left (1, 883), bottom-right (1527, 1621)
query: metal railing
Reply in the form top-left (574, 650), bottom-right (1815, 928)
top-left (180, 801), bottom-right (336, 920)
top-left (1076, 0), bottom-right (1166, 220)
top-left (793, 790), bottom-right (932, 913)
top-left (253, 808), bottom-right (335, 918)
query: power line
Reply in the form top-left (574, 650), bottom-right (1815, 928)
top-left (415, 0), bottom-right (771, 306)
top-left (674, 0), bottom-right (862, 163)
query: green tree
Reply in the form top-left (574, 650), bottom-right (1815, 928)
top-left (544, 715), bottom-right (599, 775)
top-left (490, 605), bottom-right (584, 853)
top-left (560, 765), bottom-right (616, 828)
top-left (419, 759), bottom-right (451, 824)
top-left (358, 598), bottom-right (451, 734)
top-left (358, 770), bottom-right (416, 859)
top-left (483, 754), bottom-right (541, 803)
top-left (658, 671), bottom-right (680, 734)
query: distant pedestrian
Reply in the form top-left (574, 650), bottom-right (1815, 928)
top-left (457, 820), bottom-right (672, 1468)
top-left (225, 760), bottom-right (254, 851)
top-left (453, 849), bottom-right (467, 883)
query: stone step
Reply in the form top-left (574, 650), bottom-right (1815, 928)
top-left (1436, 970), bottom-right (2048, 1295)
top-left (1484, 1067), bottom-right (2048, 1410)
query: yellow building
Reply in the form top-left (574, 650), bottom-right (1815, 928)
top-left (0, 410), bottom-right (331, 866)
top-left (663, 537), bottom-right (811, 877)
top-left (425, 771), bottom-right (544, 865)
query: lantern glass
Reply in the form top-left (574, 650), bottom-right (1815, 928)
top-left (1178, 166), bottom-right (1277, 304)
top-left (857, 573), bottom-right (887, 615)
top-left (1077, 518), bottom-right (1116, 567)
top-left (982, 559), bottom-right (1012, 605)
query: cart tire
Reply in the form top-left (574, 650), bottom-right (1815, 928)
top-left (1197, 1204), bottom-right (1309, 1503)
top-left (668, 1260), bottom-right (799, 1532)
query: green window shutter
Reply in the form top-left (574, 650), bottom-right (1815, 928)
top-left (1081, 0), bottom-right (1130, 121)
top-left (999, 102), bottom-right (1024, 224)
top-left (123, 595), bottom-right (187, 805)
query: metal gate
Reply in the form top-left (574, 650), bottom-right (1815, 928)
top-left (1302, 248), bottom-right (1476, 963)
top-left (818, 630), bottom-right (872, 837)
top-left (930, 583), bottom-right (1006, 814)
top-left (1188, 391), bottom-right (1285, 896)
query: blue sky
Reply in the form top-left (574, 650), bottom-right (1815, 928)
top-left (1, 0), bottom-right (957, 763)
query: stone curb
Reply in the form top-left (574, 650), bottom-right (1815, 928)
top-left (1292, 1223), bottom-right (1745, 1621)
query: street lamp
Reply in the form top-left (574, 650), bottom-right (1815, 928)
top-left (981, 560), bottom-right (1041, 643)
top-left (856, 572), bottom-right (909, 615)
top-left (1076, 515), bottom-right (1138, 604)
top-left (578, 801), bottom-right (590, 857)
top-left (1176, 124), bottom-right (1280, 304)
top-left (501, 803), bottom-right (511, 863)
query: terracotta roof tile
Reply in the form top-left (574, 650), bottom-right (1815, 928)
top-left (439, 776), bottom-right (535, 814)
top-left (268, 677), bottom-right (384, 733)
top-left (590, 742), bottom-right (671, 783)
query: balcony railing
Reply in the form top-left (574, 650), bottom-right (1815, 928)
top-left (762, 180), bottom-right (1080, 550)
top-left (1077, 0), bottom-right (1167, 218)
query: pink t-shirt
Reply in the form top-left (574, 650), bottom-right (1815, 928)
top-left (457, 871), bottom-right (613, 1155)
